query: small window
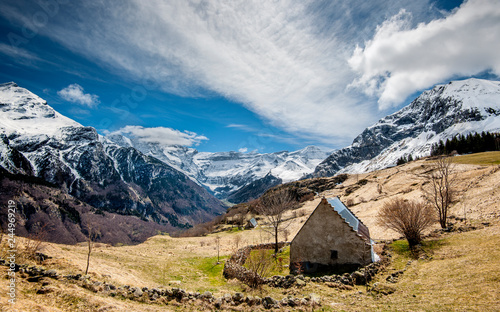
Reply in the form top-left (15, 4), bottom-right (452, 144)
top-left (330, 250), bottom-right (338, 260)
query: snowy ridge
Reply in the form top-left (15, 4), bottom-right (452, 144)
top-left (0, 82), bottom-right (226, 226)
top-left (106, 133), bottom-right (331, 200)
top-left (314, 78), bottom-right (500, 177)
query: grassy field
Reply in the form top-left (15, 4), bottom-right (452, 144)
top-left (452, 151), bottom-right (500, 165)
top-left (1, 156), bottom-right (500, 311)
top-left (366, 225), bottom-right (500, 311)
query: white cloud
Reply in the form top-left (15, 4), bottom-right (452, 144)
top-left (113, 125), bottom-right (208, 147)
top-left (349, 0), bottom-right (500, 109)
top-left (57, 84), bottom-right (100, 107)
top-left (3, 0), bottom-right (473, 147)
top-left (238, 147), bottom-right (248, 153)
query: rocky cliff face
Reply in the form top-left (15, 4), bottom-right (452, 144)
top-left (313, 78), bottom-right (500, 177)
top-left (0, 82), bottom-right (226, 233)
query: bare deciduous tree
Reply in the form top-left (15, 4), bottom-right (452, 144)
top-left (377, 198), bottom-right (435, 249)
top-left (214, 235), bottom-right (221, 264)
top-left (255, 188), bottom-right (298, 254)
top-left (423, 156), bottom-right (457, 228)
top-left (84, 222), bottom-right (99, 275)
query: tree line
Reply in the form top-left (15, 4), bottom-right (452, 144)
top-left (430, 131), bottom-right (500, 156)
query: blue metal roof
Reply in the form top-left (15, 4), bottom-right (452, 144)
top-left (327, 197), bottom-right (359, 232)
top-left (248, 218), bottom-right (258, 227)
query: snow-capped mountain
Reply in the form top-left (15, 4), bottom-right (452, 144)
top-left (313, 78), bottom-right (500, 177)
top-left (106, 133), bottom-right (331, 203)
top-left (0, 82), bottom-right (226, 228)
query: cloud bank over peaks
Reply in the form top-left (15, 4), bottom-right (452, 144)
top-left (112, 125), bottom-right (208, 147)
top-left (348, 0), bottom-right (500, 109)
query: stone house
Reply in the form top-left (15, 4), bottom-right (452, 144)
top-left (290, 197), bottom-right (377, 273)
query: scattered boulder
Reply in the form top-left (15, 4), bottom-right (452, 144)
top-left (295, 278), bottom-right (306, 287)
top-left (371, 283), bottom-right (396, 295)
top-left (131, 287), bottom-right (143, 297)
top-left (263, 296), bottom-right (279, 309)
top-left (309, 293), bottom-right (321, 306)
top-left (232, 292), bottom-right (244, 303)
top-left (386, 270), bottom-right (404, 283)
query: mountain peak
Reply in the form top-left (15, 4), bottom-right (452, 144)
top-left (0, 82), bottom-right (81, 136)
top-left (426, 78), bottom-right (500, 109)
top-left (313, 78), bottom-right (500, 177)
top-left (0, 81), bottom-right (18, 88)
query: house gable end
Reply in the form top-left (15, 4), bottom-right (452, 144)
top-left (290, 197), bottom-right (372, 269)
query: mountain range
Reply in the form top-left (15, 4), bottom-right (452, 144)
top-left (0, 82), bottom-right (226, 242)
top-left (312, 78), bottom-right (500, 177)
top-left (1, 78), bottom-right (499, 243)
top-left (0, 82), bottom-right (329, 242)
top-left (105, 134), bottom-right (331, 203)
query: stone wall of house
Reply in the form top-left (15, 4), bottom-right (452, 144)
top-left (290, 198), bottom-right (372, 271)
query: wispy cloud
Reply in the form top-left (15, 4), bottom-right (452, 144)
top-left (112, 125), bottom-right (208, 147)
top-left (226, 124), bottom-right (259, 132)
top-left (58, 84), bottom-right (100, 107)
top-left (0, 43), bottom-right (44, 68)
top-left (348, 0), bottom-right (500, 109)
top-left (226, 123), bottom-right (300, 146)
top-left (0, 43), bottom-right (40, 60)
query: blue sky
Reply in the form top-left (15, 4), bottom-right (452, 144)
top-left (1, 0), bottom-right (499, 153)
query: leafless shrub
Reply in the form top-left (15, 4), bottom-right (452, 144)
top-left (290, 255), bottom-right (305, 275)
top-left (18, 223), bottom-right (50, 263)
top-left (299, 192), bottom-right (315, 202)
top-left (84, 222), bottom-right (100, 275)
top-left (214, 235), bottom-right (221, 264)
top-left (377, 198), bottom-right (435, 249)
top-left (282, 228), bottom-right (290, 242)
top-left (232, 235), bottom-right (242, 251)
top-left (244, 249), bottom-right (272, 288)
top-left (233, 213), bottom-right (246, 227)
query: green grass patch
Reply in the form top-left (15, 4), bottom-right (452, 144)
top-left (227, 226), bottom-right (244, 233)
top-left (390, 238), bottom-right (447, 264)
top-left (452, 151), bottom-right (500, 165)
top-left (197, 256), bottom-right (228, 284)
top-left (391, 239), bottom-right (411, 256)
